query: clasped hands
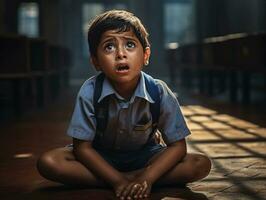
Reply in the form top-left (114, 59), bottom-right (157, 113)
top-left (114, 177), bottom-right (152, 200)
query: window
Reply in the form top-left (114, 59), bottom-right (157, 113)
top-left (164, 0), bottom-right (195, 45)
top-left (18, 3), bottom-right (39, 37)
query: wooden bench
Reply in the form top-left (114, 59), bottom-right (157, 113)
top-left (47, 45), bottom-right (71, 100)
top-left (229, 33), bottom-right (266, 104)
top-left (169, 32), bottom-right (266, 104)
top-left (29, 37), bottom-right (50, 107)
top-left (0, 34), bottom-right (72, 118)
top-left (0, 34), bottom-right (32, 116)
top-left (208, 33), bottom-right (266, 104)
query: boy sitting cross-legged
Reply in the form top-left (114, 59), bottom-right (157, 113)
top-left (37, 10), bottom-right (211, 200)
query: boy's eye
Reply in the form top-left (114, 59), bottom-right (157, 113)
top-left (104, 43), bottom-right (115, 52)
top-left (126, 41), bottom-right (136, 49)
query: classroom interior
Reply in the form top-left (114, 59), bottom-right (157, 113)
top-left (0, 0), bottom-right (265, 199)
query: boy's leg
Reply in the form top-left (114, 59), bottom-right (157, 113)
top-left (119, 152), bottom-right (211, 186)
top-left (37, 147), bottom-right (144, 187)
top-left (153, 153), bottom-right (212, 186)
top-left (37, 147), bottom-right (107, 187)
top-left (37, 148), bottom-right (211, 187)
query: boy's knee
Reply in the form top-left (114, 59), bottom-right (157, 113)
top-left (37, 152), bottom-right (61, 179)
top-left (37, 152), bottom-right (55, 169)
top-left (193, 154), bottom-right (212, 179)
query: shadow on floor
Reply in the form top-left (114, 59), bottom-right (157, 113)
top-left (23, 184), bottom-right (209, 200)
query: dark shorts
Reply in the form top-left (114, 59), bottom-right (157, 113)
top-left (68, 143), bottom-right (166, 172)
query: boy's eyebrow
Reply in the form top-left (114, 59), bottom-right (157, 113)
top-left (100, 35), bottom-right (138, 45)
top-left (123, 35), bottom-right (138, 41)
top-left (100, 38), bottom-right (114, 45)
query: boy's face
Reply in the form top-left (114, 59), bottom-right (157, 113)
top-left (91, 29), bottom-right (150, 87)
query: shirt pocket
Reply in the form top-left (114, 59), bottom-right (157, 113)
top-left (131, 118), bottom-right (153, 146)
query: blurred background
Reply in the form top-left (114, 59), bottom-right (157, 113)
top-left (0, 0), bottom-right (266, 116)
top-left (0, 1), bottom-right (266, 199)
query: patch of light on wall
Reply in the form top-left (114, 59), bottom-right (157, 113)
top-left (18, 3), bottom-right (39, 37)
top-left (164, 2), bottom-right (194, 45)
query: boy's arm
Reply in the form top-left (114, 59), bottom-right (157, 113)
top-left (72, 138), bottom-right (128, 189)
top-left (119, 139), bottom-right (187, 199)
top-left (140, 139), bottom-right (186, 183)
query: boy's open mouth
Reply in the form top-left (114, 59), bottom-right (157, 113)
top-left (116, 65), bottom-right (129, 72)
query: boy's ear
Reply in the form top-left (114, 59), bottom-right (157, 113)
top-left (144, 47), bottom-right (151, 66)
top-left (90, 56), bottom-right (101, 71)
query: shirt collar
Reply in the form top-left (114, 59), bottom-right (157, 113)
top-left (97, 77), bottom-right (116, 103)
top-left (97, 72), bottom-right (155, 104)
top-left (131, 71), bottom-right (154, 104)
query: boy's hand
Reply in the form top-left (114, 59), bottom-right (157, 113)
top-left (130, 180), bottom-right (151, 199)
top-left (114, 178), bottom-right (131, 199)
top-left (116, 179), bottom-right (152, 200)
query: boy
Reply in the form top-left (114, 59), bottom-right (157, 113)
top-left (37, 10), bottom-right (211, 199)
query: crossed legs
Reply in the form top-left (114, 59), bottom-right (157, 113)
top-left (37, 147), bottom-right (211, 187)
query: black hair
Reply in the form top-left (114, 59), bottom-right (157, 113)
top-left (87, 10), bottom-right (150, 57)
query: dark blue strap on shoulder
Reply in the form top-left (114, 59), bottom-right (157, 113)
top-left (143, 72), bottom-right (161, 126)
top-left (93, 73), bottom-right (105, 105)
top-left (94, 73), bottom-right (109, 134)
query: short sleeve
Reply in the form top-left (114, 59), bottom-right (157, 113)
top-left (66, 78), bottom-right (97, 141)
top-left (156, 80), bottom-right (191, 144)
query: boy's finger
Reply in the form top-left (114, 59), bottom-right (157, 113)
top-left (141, 188), bottom-right (150, 199)
top-left (144, 185), bottom-right (151, 199)
top-left (129, 184), bottom-right (142, 199)
top-left (134, 186), bottom-right (143, 199)
top-left (143, 189), bottom-right (150, 199)
top-left (138, 181), bottom-right (148, 198)
top-left (121, 183), bottom-right (135, 200)
top-left (116, 186), bottom-right (124, 198)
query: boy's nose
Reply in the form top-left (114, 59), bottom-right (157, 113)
top-left (116, 46), bottom-right (127, 59)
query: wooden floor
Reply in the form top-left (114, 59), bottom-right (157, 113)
top-left (0, 86), bottom-right (265, 200)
